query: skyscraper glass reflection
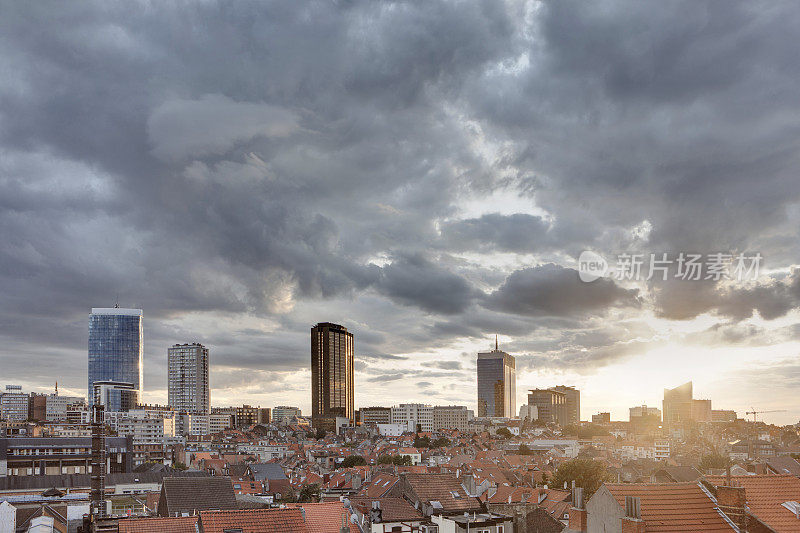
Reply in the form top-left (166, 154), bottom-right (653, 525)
top-left (311, 322), bottom-right (354, 428)
top-left (477, 340), bottom-right (516, 418)
top-left (88, 307), bottom-right (143, 406)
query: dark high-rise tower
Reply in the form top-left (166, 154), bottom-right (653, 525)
top-left (311, 322), bottom-right (354, 429)
top-left (168, 343), bottom-right (210, 414)
top-left (477, 337), bottom-right (516, 418)
top-left (88, 307), bottom-right (143, 406)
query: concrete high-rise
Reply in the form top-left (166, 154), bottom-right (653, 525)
top-left (311, 322), bottom-right (354, 429)
top-left (528, 389), bottom-right (568, 426)
top-left (553, 385), bottom-right (581, 425)
top-left (167, 343), bottom-right (210, 414)
top-left (476, 338), bottom-right (516, 418)
top-left (88, 307), bottom-right (143, 406)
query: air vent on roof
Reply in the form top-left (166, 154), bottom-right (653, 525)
top-left (782, 501), bottom-right (800, 519)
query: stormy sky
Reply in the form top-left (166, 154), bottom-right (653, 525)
top-left (2, 0), bottom-right (800, 423)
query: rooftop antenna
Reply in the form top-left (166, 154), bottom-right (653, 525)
top-left (55, 382), bottom-right (58, 396)
top-left (114, 293), bottom-right (120, 309)
top-left (495, 334), bottom-right (498, 351)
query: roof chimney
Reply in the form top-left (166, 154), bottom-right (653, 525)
top-left (622, 496), bottom-right (644, 533)
top-left (717, 484), bottom-right (747, 531)
top-left (568, 487), bottom-right (587, 533)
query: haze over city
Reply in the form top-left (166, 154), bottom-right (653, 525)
top-left (2, 0), bottom-right (800, 425)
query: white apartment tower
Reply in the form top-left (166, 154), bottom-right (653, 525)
top-left (167, 343), bottom-right (210, 414)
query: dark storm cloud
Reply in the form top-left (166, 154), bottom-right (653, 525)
top-left (376, 253), bottom-right (478, 314)
top-left (485, 264), bottom-right (640, 317)
top-left (653, 269), bottom-right (800, 321)
top-left (1, 0), bottom-right (800, 397)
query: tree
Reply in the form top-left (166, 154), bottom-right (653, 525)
top-left (315, 428), bottom-right (327, 440)
top-left (377, 454), bottom-right (412, 466)
top-left (297, 483), bottom-right (321, 503)
top-left (414, 435), bottom-right (431, 448)
top-left (550, 458), bottom-right (611, 497)
top-left (496, 427), bottom-right (513, 438)
top-left (173, 462), bottom-right (188, 471)
top-left (341, 455), bottom-right (366, 468)
top-left (540, 471), bottom-right (550, 487)
top-left (518, 443), bottom-right (532, 455)
top-left (699, 452), bottom-right (731, 473)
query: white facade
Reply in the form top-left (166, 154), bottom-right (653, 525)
top-left (46, 395), bottom-right (85, 422)
top-left (391, 404), bottom-right (433, 432)
top-left (272, 406), bottom-right (302, 422)
top-left (377, 423), bottom-right (410, 436)
top-left (237, 443), bottom-right (291, 461)
top-left (654, 440), bottom-right (670, 459)
top-left (115, 410), bottom-right (176, 445)
top-left (0, 501), bottom-right (15, 533)
top-left (168, 343), bottom-right (210, 414)
top-left (0, 385), bottom-right (28, 421)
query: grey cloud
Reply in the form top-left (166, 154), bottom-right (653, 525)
top-left (654, 268), bottom-right (800, 321)
top-left (147, 94), bottom-right (298, 161)
top-left (376, 254), bottom-right (478, 314)
top-left (438, 213), bottom-right (552, 253)
top-left (1, 0), bottom-right (800, 400)
top-left (485, 263), bottom-right (640, 317)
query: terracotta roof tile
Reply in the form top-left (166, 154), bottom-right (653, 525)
top-left (118, 516), bottom-right (198, 533)
top-left (402, 473), bottom-right (482, 513)
top-left (705, 474), bottom-right (800, 532)
top-left (286, 501), bottom-right (357, 533)
top-left (199, 508), bottom-right (310, 533)
top-left (349, 497), bottom-right (424, 523)
top-left (604, 482), bottom-right (734, 532)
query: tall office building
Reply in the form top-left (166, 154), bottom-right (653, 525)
top-left (662, 381), bottom-right (693, 426)
top-left (476, 338), bottom-right (516, 418)
top-left (88, 307), bottom-right (143, 406)
top-left (167, 343), bottom-right (210, 414)
top-left (553, 385), bottom-right (581, 425)
top-left (528, 389), bottom-right (568, 426)
top-left (311, 322), bottom-right (354, 429)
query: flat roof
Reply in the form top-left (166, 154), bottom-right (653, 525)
top-left (91, 308), bottom-right (142, 316)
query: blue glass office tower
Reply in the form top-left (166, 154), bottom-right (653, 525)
top-left (88, 307), bottom-right (143, 406)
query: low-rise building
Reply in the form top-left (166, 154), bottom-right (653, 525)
top-left (433, 405), bottom-right (472, 432)
top-left (0, 436), bottom-right (133, 477)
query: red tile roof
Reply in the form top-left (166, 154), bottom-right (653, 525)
top-left (286, 501), bottom-right (358, 533)
top-left (705, 474), bottom-right (800, 532)
top-left (118, 516), bottom-right (198, 533)
top-left (349, 497), bottom-right (424, 523)
top-left (199, 508), bottom-right (310, 533)
top-left (402, 473), bottom-right (482, 513)
top-left (603, 482), bottom-right (735, 532)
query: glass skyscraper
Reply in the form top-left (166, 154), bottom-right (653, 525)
top-left (88, 307), bottom-right (143, 406)
top-left (311, 322), bottom-right (354, 429)
top-left (477, 339), bottom-right (516, 418)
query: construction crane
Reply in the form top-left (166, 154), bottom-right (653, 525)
top-left (745, 408), bottom-right (786, 423)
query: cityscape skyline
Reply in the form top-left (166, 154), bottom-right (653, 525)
top-left (1, 304), bottom-right (790, 426)
top-left (2, 1), bottom-right (800, 429)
